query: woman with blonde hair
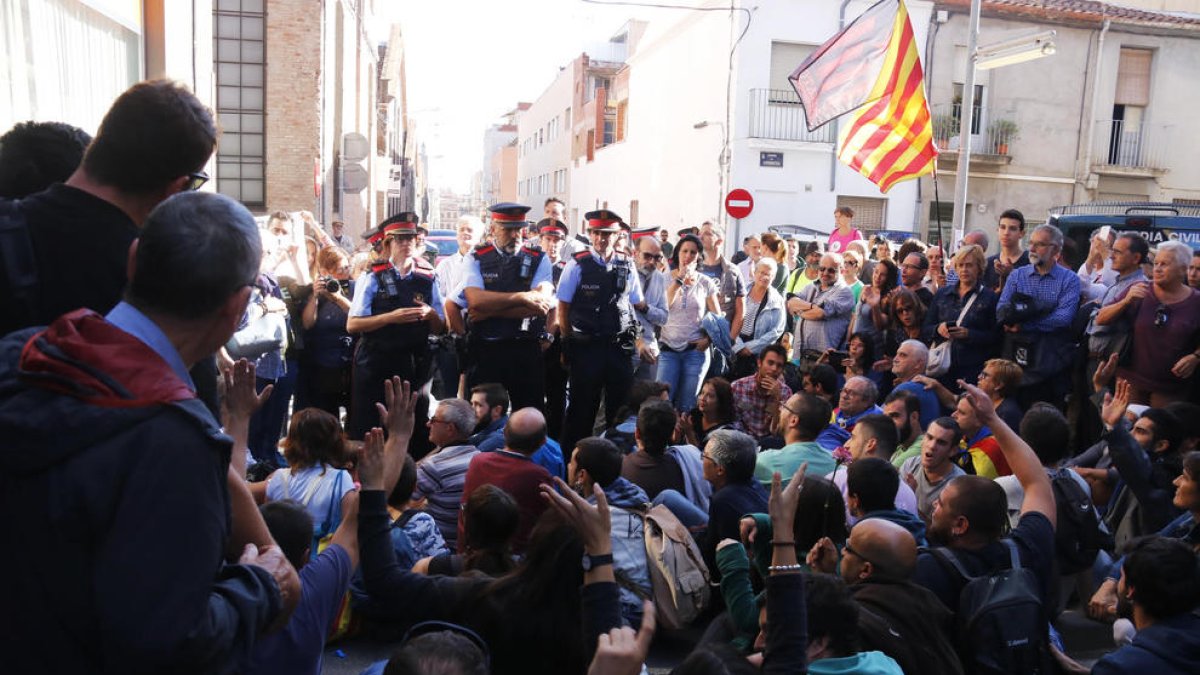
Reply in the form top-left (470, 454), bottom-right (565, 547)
top-left (921, 243), bottom-right (999, 388)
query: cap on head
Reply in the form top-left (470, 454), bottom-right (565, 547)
top-left (536, 218), bottom-right (567, 238)
top-left (585, 209), bottom-right (623, 233)
top-left (362, 224), bottom-right (386, 246)
top-left (489, 202), bottom-right (532, 228)
top-left (381, 211), bottom-right (420, 238)
top-left (677, 226), bottom-right (699, 237)
top-left (631, 226), bottom-right (658, 243)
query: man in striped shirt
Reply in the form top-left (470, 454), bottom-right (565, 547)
top-left (412, 398), bottom-right (479, 550)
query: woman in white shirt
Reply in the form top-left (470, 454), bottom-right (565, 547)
top-left (657, 234), bottom-right (722, 412)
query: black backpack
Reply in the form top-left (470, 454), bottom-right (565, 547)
top-left (1049, 468), bottom-right (1112, 574)
top-left (929, 540), bottom-right (1052, 675)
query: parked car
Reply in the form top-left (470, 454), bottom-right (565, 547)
top-left (426, 229), bottom-right (460, 266)
top-left (1048, 202), bottom-right (1200, 268)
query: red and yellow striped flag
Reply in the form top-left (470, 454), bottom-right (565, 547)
top-left (789, 0), bottom-right (937, 193)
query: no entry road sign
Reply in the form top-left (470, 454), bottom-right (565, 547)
top-left (725, 189), bottom-right (753, 219)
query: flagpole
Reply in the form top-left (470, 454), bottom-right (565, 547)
top-left (951, 0), bottom-right (981, 246)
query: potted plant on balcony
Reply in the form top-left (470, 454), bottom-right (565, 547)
top-left (932, 113), bottom-right (956, 148)
top-left (988, 119), bottom-right (1018, 155)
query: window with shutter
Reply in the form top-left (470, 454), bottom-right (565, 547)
top-left (1115, 48), bottom-right (1152, 107)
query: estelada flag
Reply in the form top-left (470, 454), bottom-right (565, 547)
top-left (789, 0), bottom-right (937, 193)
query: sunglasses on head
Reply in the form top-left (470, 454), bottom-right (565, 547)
top-left (184, 170), bottom-right (210, 192)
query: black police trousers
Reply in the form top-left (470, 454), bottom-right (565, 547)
top-left (466, 339), bottom-right (545, 414)
top-left (563, 339), bottom-right (635, 454)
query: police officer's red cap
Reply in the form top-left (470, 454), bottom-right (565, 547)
top-left (585, 209), bottom-right (623, 233)
top-left (536, 218), bottom-right (567, 238)
top-left (381, 211), bottom-right (420, 237)
top-left (488, 202), bottom-right (531, 227)
top-left (361, 225), bottom-right (386, 245)
top-left (631, 226), bottom-right (658, 242)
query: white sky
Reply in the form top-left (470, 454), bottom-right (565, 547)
top-left (378, 0), bottom-right (679, 193)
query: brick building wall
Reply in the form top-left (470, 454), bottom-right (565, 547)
top-left (264, 0), bottom-right (321, 213)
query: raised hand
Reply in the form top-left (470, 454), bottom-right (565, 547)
top-left (539, 476), bottom-right (611, 554)
top-left (957, 379), bottom-right (998, 424)
top-left (356, 427), bottom-right (387, 491)
top-left (806, 536), bottom-right (838, 574)
top-left (767, 464), bottom-right (807, 535)
top-left (1101, 379), bottom-right (1132, 429)
top-left (221, 359), bottom-right (271, 424)
top-left (587, 601), bottom-right (656, 675)
top-left (376, 377), bottom-right (417, 440)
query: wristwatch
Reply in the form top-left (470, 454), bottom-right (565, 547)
top-left (581, 552), bottom-right (614, 572)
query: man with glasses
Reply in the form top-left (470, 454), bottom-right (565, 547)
top-left (996, 224), bottom-right (1081, 408)
top-left (818, 375), bottom-right (883, 451)
top-left (413, 398), bottom-right (481, 549)
top-left (1086, 233), bottom-right (1149, 381)
top-left (632, 229), bottom-right (669, 380)
top-left (757, 392), bottom-right (838, 483)
top-left (787, 253), bottom-right (855, 365)
top-left (0, 80), bottom-right (217, 337)
top-left (900, 252), bottom-right (935, 307)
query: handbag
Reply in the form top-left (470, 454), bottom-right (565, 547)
top-left (926, 289), bottom-right (979, 377)
top-left (225, 309), bottom-right (288, 360)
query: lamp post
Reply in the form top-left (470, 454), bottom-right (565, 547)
top-left (950, 0), bottom-right (1056, 245)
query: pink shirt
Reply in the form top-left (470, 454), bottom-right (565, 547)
top-left (827, 228), bottom-right (863, 254)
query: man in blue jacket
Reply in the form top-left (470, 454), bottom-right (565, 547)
top-left (0, 192), bottom-right (297, 673)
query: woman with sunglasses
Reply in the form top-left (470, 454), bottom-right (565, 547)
top-left (1097, 240), bottom-right (1200, 406)
top-left (657, 234), bottom-right (722, 412)
top-left (841, 250), bottom-right (865, 303)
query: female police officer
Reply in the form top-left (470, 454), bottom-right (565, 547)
top-left (346, 212), bottom-right (444, 440)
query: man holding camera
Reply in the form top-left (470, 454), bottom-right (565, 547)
top-left (995, 223), bottom-right (1080, 408)
top-left (346, 212), bottom-right (444, 440)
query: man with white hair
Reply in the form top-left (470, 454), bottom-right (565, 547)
top-left (413, 398), bottom-right (481, 549)
top-left (787, 252), bottom-right (855, 362)
top-left (433, 215), bottom-right (484, 398)
top-left (890, 339), bottom-right (943, 428)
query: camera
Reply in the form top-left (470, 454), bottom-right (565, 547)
top-left (320, 276), bottom-right (345, 294)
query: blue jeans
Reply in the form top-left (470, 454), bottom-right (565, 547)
top-left (653, 489), bottom-right (709, 531)
top-left (657, 347), bottom-right (710, 412)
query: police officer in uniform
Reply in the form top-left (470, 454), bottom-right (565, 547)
top-left (346, 212), bottom-right (444, 440)
top-left (557, 209), bottom-right (644, 452)
top-left (535, 218), bottom-right (570, 438)
top-left (457, 203), bottom-right (554, 411)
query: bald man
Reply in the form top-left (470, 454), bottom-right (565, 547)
top-left (458, 407), bottom-right (552, 553)
top-left (809, 518), bottom-right (963, 675)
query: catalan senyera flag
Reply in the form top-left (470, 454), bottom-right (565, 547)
top-left (789, 0), bottom-right (937, 193)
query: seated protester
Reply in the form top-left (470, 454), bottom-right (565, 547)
top-left (678, 377), bottom-right (738, 449)
top-left (757, 392), bottom-right (838, 484)
top-left (458, 408), bottom-right (553, 555)
top-left (801, 362), bottom-right (841, 406)
top-left (1095, 382), bottom-right (1184, 551)
top-left (361, 625), bottom-right (490, 675)
top-left (826, 413), bottom-right (918, 524)
top-left (413, 398), bottom-right (479, 550)
top-left (602, 380), bottom-right (670, 456)
top-left (624, 400), bottom-right (711, 528)
top-left (716, 474), bottom-right (848, 651)
top-left (883, 389), bottom-right (924, 468)
top-left (998, 404), bottom-right (1106, 583)
top-left (1088, 537), bottom-right (1200, 675)
top-left (251, 408), bottom-right (357, 561)
top-left (247, 497), bottom-right (359, 675)
top-left (731, 344), bottom-right (792, 447)
top-left (807, 519), bottom-right (962, 675)
top-left (1089, 450), bottom-right (1200, 624)
top-left (817, 375), bottom-right (883, 451)
top-left (791, 573), bottom-right (904, 674)
top-left (994, 224), bottom-right (1081, 408)
top-left (415, 485), bottom-right (519, 578)
top-left (355, 424), bottom-right (625, 675)
top-left (950, 394), bottom-right (1010, 478)
top-left (846, 457), bottom-right (926, 545)
top-left (702, 430), bottom-right (769, 580)
top-left (899, 417), bottom-right (966, 522)
top-left (387, 456), bottom-right (447, 569)
top-left (468, 382), bottom-right (564, 479)
top-left (889, 339), bottom-right (943, 429)
top-left (568, 438), bottom-right (652, 627)
top-left (910, 384), bottom-right (1058, 673)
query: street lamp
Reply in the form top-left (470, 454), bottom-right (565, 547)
top-left (951, 0), bottom-right (1057, 245)
top-left (694, 120), bottom-right (730, 230)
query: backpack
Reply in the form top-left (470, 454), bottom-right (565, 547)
top-left (928, 540), bottom-right (1052, 675)
top-left (638, 504), bottom-right (711, 629)
top-left (1049, 468), bottom-right (1111, 574)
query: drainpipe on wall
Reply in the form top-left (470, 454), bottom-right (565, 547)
top-left (1080, 19), bottom-right (1111, 203)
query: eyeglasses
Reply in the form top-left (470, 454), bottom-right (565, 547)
top-left (641, 252), bottom-right (664, 262)
top-left (840, 389), bottom-right (867, 399)
top-left (818, 266), bottom-right (840, 273)
top-left (428, 417), bottom-right (454, 425)
top-left (185, 171), bottom-right (210, 192)
top-left (842, 542), bottom-right (878, 568)
top-left (901, 264), bottom-right (927, 271)
top-left (1029, 240), bottom-right (1056, 250)
top-left (1154, 304), bottom-right (1170, 327)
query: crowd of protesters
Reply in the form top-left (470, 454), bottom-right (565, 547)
top-left (2, 79), bottom-right (1200, 675)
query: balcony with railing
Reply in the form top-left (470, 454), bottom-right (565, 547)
top-left (930, 103), bottom-right (1017, 167)
top-left (1092, 119), bottom-right (1168, 175)
top-left (748, 89), bottom-right (837, 144)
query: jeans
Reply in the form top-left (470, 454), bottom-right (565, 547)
top-left (653, 489), bottom-right (709, 531)
top-left (657, 348), bottom-right (710, 412)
